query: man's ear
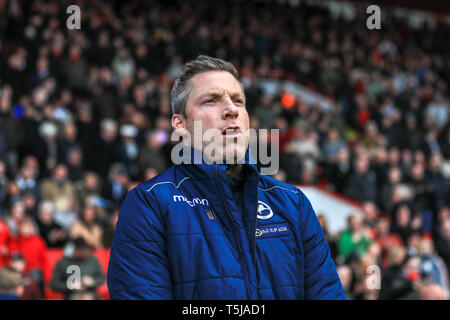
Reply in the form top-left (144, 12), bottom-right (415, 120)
top-left (172, 114), bottom-right (187, 133)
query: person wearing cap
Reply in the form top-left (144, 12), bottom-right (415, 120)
top-left (50, 237), bottom-right (105, 299)
top-left (108, 55), bottom-right (345, 300)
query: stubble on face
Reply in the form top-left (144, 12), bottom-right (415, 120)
top-left (183, 71), bottom-right (250, 163)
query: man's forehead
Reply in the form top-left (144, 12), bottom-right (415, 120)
top-left (190, 71), bottom-right (244, 95)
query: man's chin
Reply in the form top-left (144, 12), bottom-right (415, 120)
top-left (202, 144), bottom-right (247, 164)
top-left (223, 146), bottom-right (247, 164)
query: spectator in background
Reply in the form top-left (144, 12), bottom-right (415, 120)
top-left (380, 166), bottom-right (402, 214)
top-left (0, 267), bottom-right (23, 300)
top-left (407, 161), bottom-right (432, 213)
top-left (361, 121), bottom-right (382, 156)
top-left (2, 182), bottom-right (21, 217)
top-left (111, 48), bottom-right (136, 82)
top-left (5, 201), bottom-right (26, 237)
top-left (374, 216), bottom-right (404, 269)
top-left (21, 191), bottom-right (38, 218)
top-left (36, 201), bottom-right (67, 248)
top-left (58, 122), bottom-right (82, 165)
top-left (434, 216), bottom-right (450, 281)
top-left (28, 56), bottom-right (51, 91)
top-left (89, 118), bottom-right (119, 179)
top-left (59, 45), bottom-right (87, 91)
top-left (0, 218), bottom-right (12, 267)
top-left (318, 214), bottom-right (337, 260)
top-left (427, 154), bottom-right (448, 209)
top-left (15, 165), bottom-right (39, 198)
top-left (352, 251), bottom-right (381, 300)
top-left (324, 147), bottom-right (351, 193)
top-left (361, 201), bottom-right (380, 230)
top-left (9, 253), bottom-right (43, 300)
top-left (40, 164), bottom-right (77, 230)
top-left (21, 156), bottom-right (41, 185)
top-left (337, 265), bottom-right (353, 300)
top-left (379, 247), bottom-right (420, 300)
top-left (70, 205), bottom-right (103, 249)
top-left (291, 125), bottom-right (322, 170)
top-left (279, 140), bottom-right (303, 185)
top-left (425, 95), bottom-right (448, 130)
top-left (254, 94), bottom-right (279, 129)
top-left (137, 130), bottom-right (169, 177)
top-left (116, 124), bottom-right (139, 179)
top-left (345, 154), bottom-right (377, 203)
top-left (88, 30), bottom-right (114, 68)
top-left (102, 208), bottom-right (119, 248)
top-left (440, 128), bottom-right (450, 159)
top-left (0, 88), bottom-right (25, 164)
top-left (76, 172), bottom-right (102, 206)
top-left (2, 46), bottom-right (28, 99)
top-left (390, 203), bottom-right (416, 245)
top-left (337, 214), bottom-right (373, 260)
top-left (50, 237), bottom-right (105, 300)
top-left (101, 163), bottom-right (130, 209)
top-left (417, 237), bottom-right (449, 295)
top-left (0, 161), bottom-right (9, 213)
top-left (65, 147), bottom-right (84, 182)
top-left (322, 127), bottom-right (347, 164)
top-left (34, 121), bottom-right (59, 176)
top-left (9, 217), bottom-right (47, 292)
top-left (404, 115), bottom-right (424, 152)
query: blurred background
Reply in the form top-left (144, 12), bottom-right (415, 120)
top-left (0, 0), bottom-right (449, 300)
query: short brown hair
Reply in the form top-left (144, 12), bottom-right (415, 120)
top-left (170, 55), bottom-right (243, 116)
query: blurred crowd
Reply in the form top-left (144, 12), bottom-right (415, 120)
top-left (0, 0), bottom-right (449, 299)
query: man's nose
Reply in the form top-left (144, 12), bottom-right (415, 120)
top-left (222, 97), bottom-right (239, 119)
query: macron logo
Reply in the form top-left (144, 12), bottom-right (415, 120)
top-left (173, 195), bottom-right (209, 207)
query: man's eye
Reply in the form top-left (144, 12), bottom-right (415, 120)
top-left (203, 99), bottom-right (215, 104)
top-left (235, 99), bottom-right (244, 105)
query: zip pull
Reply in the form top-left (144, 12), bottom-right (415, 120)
top-left (205, 208), bottom-right (216, 220)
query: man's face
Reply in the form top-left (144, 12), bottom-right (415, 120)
top-left (173, 71), bottom-right (250, 162)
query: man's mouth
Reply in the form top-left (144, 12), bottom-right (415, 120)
top-left (222, 126), bottom-right (242, 137)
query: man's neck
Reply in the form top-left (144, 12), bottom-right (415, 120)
top-left (226, 164), bottom-right (245, 178)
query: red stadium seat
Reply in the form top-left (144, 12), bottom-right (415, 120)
top-left (43, 249), bottom-right (65, 300)
top-left (93, 249), bottom-right (111, 300)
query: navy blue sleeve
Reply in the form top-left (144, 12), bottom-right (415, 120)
top-left (107, 187), bottom-right (173, 299)
top-left (298, 191), bottom-right (346, 300)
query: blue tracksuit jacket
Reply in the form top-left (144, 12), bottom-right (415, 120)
top-left (107, 150), bottom-right (345, 300)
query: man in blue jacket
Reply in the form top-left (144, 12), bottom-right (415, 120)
top-left (107, 55), bottom-right (346, 300)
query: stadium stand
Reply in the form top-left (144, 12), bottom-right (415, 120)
top-left (0, 0), bottom-right (449, 299)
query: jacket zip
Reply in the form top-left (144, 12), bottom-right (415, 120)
top-left (215, 166), bottom-right (251, 300)
top-left (251, 173), bottom-right (259, 269)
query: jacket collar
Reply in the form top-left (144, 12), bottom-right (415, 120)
top-left (176, 145), bottom-right (259, 181)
